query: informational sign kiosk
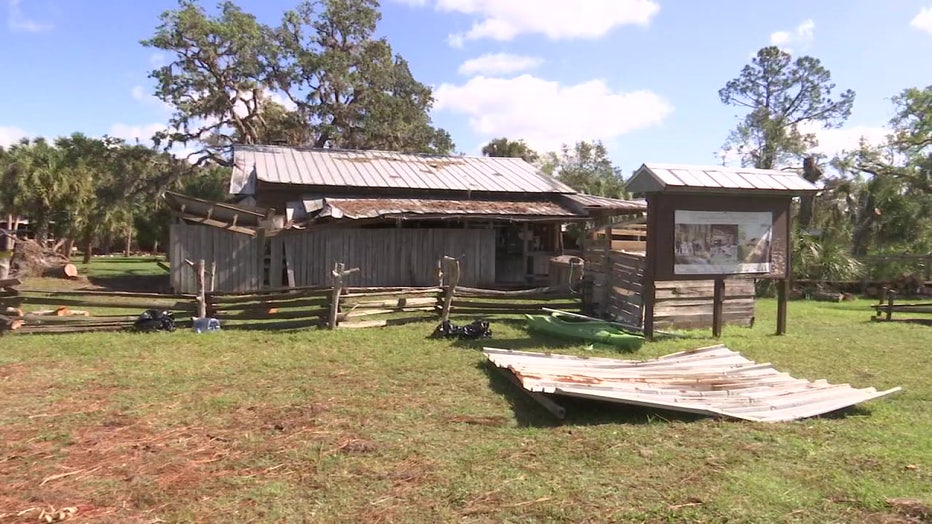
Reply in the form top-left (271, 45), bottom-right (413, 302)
top-left (625, 164), bottom-right (819, 340)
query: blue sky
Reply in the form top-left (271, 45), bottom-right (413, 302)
top-left (1, 0), bottom-right (931, 174)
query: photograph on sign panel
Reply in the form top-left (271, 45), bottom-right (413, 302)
top-left (674, 211), bottom-right (772, 275)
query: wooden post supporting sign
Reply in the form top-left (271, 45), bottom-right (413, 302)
top-left (712, 278), bottom-right (725, 338)
top-left (776, 279), bottom-right (788, 335)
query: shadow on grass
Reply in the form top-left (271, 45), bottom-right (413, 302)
top-left (477, 360), bottom-right (705, 428)
top-left (438, 317), bottom-right (691, 352)
top-left (818, 405), bottom-right (874, 420)
top-left (87, 274), bottom-right (171, 293)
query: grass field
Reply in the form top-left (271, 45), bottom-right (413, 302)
top-left (1, 267), bottom-right (930, 522)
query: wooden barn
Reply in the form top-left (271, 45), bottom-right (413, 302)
top-left (167, 145), bottom-right (645, 293)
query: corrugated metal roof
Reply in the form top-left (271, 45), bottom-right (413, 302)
top-left (300, 197), bottom-right (584, 220)
top-left (562, 194), bottom-right (647, 212)
top-left (230, 145), bottom-right (576, 195)
top-left (626, 163), bottom-right (820, 195)
top-left (484, 345), bottom-right (900, 422)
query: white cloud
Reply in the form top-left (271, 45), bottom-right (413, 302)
top-left (131, 85), bottom-right (148, 102)
top-left (769, 31), bottom-right (790, 46)
top-left (131, 85), bottom-right (174, 114)
top-left (434, 74), bottom-right (672, 152)
top-left (108, 123), bottom-right (166, 144)
top-left (0, 125), bottom-right (30, 147)
top-left (149, 52), bottom-right (167, 67)
top-left (807, 124), bottom-right (889, 158)
top-left (404, 0), bottom-right (659, 45)
top-left (769, 19), bottom-right (815, 52)
top-left (266, 91), bottom-right (297, 112)
top-left (458, 53), bottom-right (543, 76)
top-left (7, 0), bottom-right (52, 32)
top-left (447, 33), bottom-right (465, 48)
top-left (911, 7), bottom-right (932, 34)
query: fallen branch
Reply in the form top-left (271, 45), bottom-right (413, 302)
top-left (39, 466), bottom-right (100, 486)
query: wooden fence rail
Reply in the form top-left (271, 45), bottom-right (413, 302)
top-left (1, 258), bottom-right (585, 335)
top-left (871, 288), bottom-right (932, 325)
top-left (0, 285), bottom-right (198, 335)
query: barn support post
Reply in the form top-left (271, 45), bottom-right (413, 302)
top-left (440, 256), bottom-right (460, 322)
top-left (255, 229), bottom-right (266, 290)
top-left (209, 260), bottom-right (217, 293)
top-left (712, 278), bottom-right (725, 338)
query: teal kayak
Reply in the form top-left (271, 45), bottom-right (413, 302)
top-left (525, 313), bottom-right (645, 350)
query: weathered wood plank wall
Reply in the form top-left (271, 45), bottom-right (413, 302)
top-left (170, 223), bottom-right (261, 294)
top-left (276, 228), bottom-right (496, 288)
top-left (582, 233), bottom-right (756, 329)
top-left (652, 279), bottom-right (755, 329)
top-left (605, 252), bottom-right (646, 326)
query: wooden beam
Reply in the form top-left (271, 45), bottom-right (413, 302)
top-left (175, 212), bottom-right (257, 236)
top-left (0, 278), bottom-right (22, 290)
top-left (493, 365), bottom-right (566, 419)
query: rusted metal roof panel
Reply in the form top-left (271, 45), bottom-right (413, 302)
top-left (230, 145), bottom-right (575, 195)
top-left (305, 197), bottom-right (584, 220)
top-left (625, 163), bottom-right (819, 195)
top-left (163, 191), bottom-right (268, 226)
top-left (483, 345), bottom-right (900, 422)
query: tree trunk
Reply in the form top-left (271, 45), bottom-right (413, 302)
top-left (2, 214), bottom-right (12, 251)
top-left (797, 156), bottom-right (823, 232)
top-left (82, 232), bottom-right (93, 265)
top-left (45, 263), bottom-right (78, 278)
top-left (124, 225), bottom-right (132, 257)
top-left (62, 238), bottom-right (74, 258)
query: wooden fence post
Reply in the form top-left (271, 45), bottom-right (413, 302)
top-left (329, 262), bottom-right (345, 329)
top-left (185, 258), bottom-right (208, 318)
top-left (886, 289), bottom-right (895, 322)
top-left (440, 257), bottom-right (460, 322)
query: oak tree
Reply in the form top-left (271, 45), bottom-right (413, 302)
top-left (481, 137), bottom-right (539, 163)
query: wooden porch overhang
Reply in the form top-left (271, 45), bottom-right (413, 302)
top-left (297, 196), bottom-right (589, 222)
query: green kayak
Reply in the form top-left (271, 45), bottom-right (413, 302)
top-left (525, 312), bottom-right (645, 350)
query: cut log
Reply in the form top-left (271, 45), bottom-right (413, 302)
top-left (811, 291), bottom-right (844, 302)
top-left (4, 306), bottom-right (24, 317)
top-left (42, 263), bottom-right (78, 279)
top-left (0, 314), bottom-right (23, 331)
top-left (63, 263), bottom-right (78, 278)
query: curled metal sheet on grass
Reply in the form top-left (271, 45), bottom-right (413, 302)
top-left (483, 345), bottom-right (901, 422)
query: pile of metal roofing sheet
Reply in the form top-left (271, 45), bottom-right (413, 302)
top-left (483, 345), bottom-right (901, 422)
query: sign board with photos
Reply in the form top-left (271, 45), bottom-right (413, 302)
top-left (673, 210), bottom-right (773, 275)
